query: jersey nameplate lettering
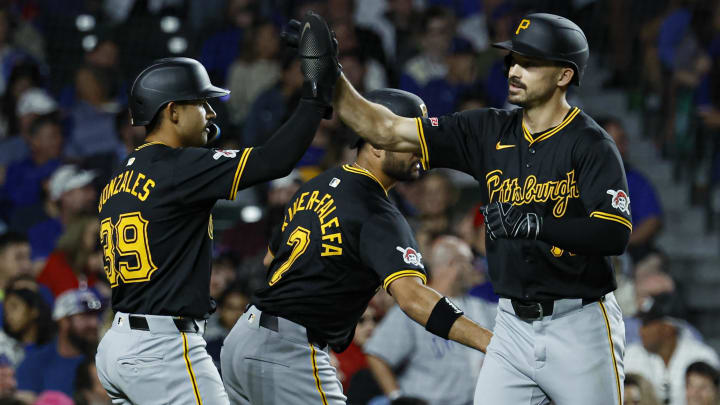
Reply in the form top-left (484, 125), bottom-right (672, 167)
top-left (282, 189), bottom-right (343, 256)
top-left (98, 169), bottom-right (156, 213)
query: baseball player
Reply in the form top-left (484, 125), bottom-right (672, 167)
top-left (333, 13), bottom-right (630, 405)
top-left (220, 88), bottom-right (493, 405)
top-left (94, 12), bottom-right (340, 405)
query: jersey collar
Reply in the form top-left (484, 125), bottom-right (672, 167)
top-left (341, 164), bottom-right (389, 197)
top-left (521, 107), bottom-right (581, 146)
top-left (135, 141), bottom-right (168, 151)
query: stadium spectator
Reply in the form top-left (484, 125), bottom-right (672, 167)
top-left (16, 289), bottom-right (102, 399)
top-left (64, 64), bottom-right (122, 160)
top-left (226, 19), bottom-right (282, 126)
top-left (1, 116), bottom-right (62, 217)
top-left (73, 358), bottom-right (111, 405)
top-left (0, 278), bottom-right (55, 368)
top-left (205, 282), bottom-right (249, 369)
top-left (113, 109), bottom-right (145, 161)
top-left (340, 305), bottom-right (383, 404)
top-left (0, 10), bottom-right (34, 100)
top-left (0, 233), bottom-right (31, 289)
top-left (624, 372), bottom-right (661, 405)
top-left (200, 0), bottom-right (258, 87)
top-left (598, 117), bottom-right (663, 261)
top-left (23, 165), bottom-right (96, 265)
top-left (365, 235), bottom-right (496, 405)
top-left (0, 61), bottom-right (43, 144)
top-left (399, 6), bottom-right (455, 97)
top-left (626, 293), bottom-right (720, 405)
top-left (686, 361), bottom-right (720, 405)
top-left (36, 215), bottom-right (102, 298)
top-left (242, 55), bottom-right (302, 146)
top-left (414, 171), bottom-right (458, 248)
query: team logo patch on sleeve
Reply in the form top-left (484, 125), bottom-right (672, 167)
top-left (213, 149), bottom-right (239, 160)
top-left (429, 117), bottom-right (439, 127)
top-left (607, 189), bottom-right (631, 215)
top-left (396, 246), bottom-right (424, 269)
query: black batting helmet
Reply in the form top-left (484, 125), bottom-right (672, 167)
top-left (352, 88), bottom-right (427, 149)
top-left (492, 13), bottom-right (589, 86)
top-left (129, 57), bottom-right (229, 126)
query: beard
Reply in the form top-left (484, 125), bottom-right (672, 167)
top-left (507, 77), bottom-right (557, 108)
top-left (382, 152), bottom-right (420, 182)
top-left (68, 327), bottom-right (98, 356)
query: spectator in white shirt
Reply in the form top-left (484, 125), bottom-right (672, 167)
top-left (625, 293), bottom-right (720, 405)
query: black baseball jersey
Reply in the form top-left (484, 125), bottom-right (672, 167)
top-left (415, 107), bottom-right (631, 300)
top-left (97, 142), bottom-right (255, 318)
top-left (254, 165), bottom-right (427, 352)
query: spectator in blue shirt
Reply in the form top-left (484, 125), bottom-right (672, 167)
top-left (16, 289), bottom-right (101, 400)
top-left (598, 117), bottom-right (663, 262)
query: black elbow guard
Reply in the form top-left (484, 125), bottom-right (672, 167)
top-left (425, 297), bottom-right (464, 339)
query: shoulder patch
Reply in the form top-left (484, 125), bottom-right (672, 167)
top-left (213, 149), bottom-right (239, 160)
top-left (429, 117), bottom-right (439, 127)
top-left (607, 189), bottom-right (631, 215)
top-left (396, 246), bottom-right (424, 269)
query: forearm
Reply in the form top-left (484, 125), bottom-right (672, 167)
top-left (239, 99), bottom-right (324, 186)
top-left (391, 278), bottom-right (492, 353)
top-left (334, 74), bottom-right (419, 152)
top-left (366, 354), bottom-right (400, 395)
top-left (539, 216), bottom-right (630, 256)
top-left (628, 217), bottom-right (661, 245)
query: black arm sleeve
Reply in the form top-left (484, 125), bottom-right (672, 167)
top-left (538, 216), bottom-right (630, 256)
top-left (236, 99), bottom-right (325, 188)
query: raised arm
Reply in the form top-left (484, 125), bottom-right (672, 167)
top-left (334, 74), bottom-right (421, 153)
top-left (388, 276), bottom-right (493, 353)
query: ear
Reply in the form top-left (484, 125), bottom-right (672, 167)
top-left (167, 102), bottom-right (180, 124)
top-left (557, 67), bottom-right (574, 87)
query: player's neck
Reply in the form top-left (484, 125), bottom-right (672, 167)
top-left (145, 129), bottom-right (182, 148)
top-left (522, 93), bottom-right (572, 134)
top-left (353, 158), bottom-right (396, 191)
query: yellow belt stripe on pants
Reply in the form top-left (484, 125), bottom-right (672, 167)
top-left (181, 332), bottom-right (203, 405)
top-left (598, 301), bottom-right (622, 405)
top-left (309, 343), bottom-right (329, 405)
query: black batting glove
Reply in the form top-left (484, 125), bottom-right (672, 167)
top-left (480, 202), bottom-right (542, 241)
top-left (281, 12), bottom-right (341, 118)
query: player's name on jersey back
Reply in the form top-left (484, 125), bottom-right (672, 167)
top-left (98, 169), bottom-right (156, 213)
top-left (282, 188), bottom-right (342, 257)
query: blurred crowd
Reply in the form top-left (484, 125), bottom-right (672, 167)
top-left (0, 0), bottom-right (717, 404)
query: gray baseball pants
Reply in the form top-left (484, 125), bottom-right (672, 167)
top-left (96, 312), bottom-right (229, 405)
top-left (474, 293), bottom-right (625, 405)
top-left (220, 305), bottom-right (346, 405)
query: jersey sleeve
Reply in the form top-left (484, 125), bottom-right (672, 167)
top-left (415, 108), bottom-right (500, 173)
top-left (172, 147), bottom-right (253, 203)
top-left (574, 135), bottom-right (633, 231)
top-left (358, 211), bottom-right (427, 291)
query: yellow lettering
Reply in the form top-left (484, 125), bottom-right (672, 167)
top-left (320, 244), bottom-right (342, 257)
top-left (319, 206), bottom-right (337, 224)
top-left (515, 19), bottom-right (530, 35)
top-left (322, 232), bottom-right (342, 244)
top-left (287, 206), bottom-right (294, 223)
top-left (131, 173), bottom-right (145, 197)
top-left (314, 194), bottom-right (331, 214)
top-left (138, 179), bottom-right (155, 201)
top-left (119, 171), bottom-right (131, 193)
top-left (306, 190), bottom-right (320, 212)
top-left (296, 192), bottom-right (309, 212)
top-left (320, 217), bottom-right (339, 234)
top-left (485, 169), bottom-right (579, 217)
top-left (316, 198), bottom-right (335, 219)
top-left (112, 173), bottom-right (124, 195)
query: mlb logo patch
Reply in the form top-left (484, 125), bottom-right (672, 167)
top-left (329, 178), bottom-right (341, 188)
top-left (429, 117), bottom-right (439, 127)
top-left (126, 157), bottom-right (135, 166)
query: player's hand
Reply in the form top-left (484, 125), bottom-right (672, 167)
top-left (281, 12), bottom-right (341, 118)
top-left (480, 202), bottom-right (542, 240)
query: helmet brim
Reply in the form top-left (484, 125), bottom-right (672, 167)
top-left (201, 85), bottom-right (230, 99)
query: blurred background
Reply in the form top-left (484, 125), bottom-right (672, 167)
top-left (0, 0), bottom-right (718, 404)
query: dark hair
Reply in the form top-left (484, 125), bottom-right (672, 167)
top-left (218, 281), bottom-right (249, 306)
top-left (0, 232), bottom-right (27, 253)
top-left (624, 374), bottom-right (640, 387)
top-left (1, 60), bottom-right (44, 135)
top-left (2, 283), bottom-right (55, 345)
top-left (28, 114), bottom-right (61, 137)
top-left (420, 6), bottom-right (454, 32)
top-left (686, 361), bottom-right (720, 388)
top-left (144, 103), bottom-right (167, 135)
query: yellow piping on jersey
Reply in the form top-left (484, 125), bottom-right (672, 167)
top-left (589, 211), bottom-right (632, 231)
top-left (134, 141), bottom-right (167, 150)
top-left (522, 107), bottom-right (581, 146)
top-left (309, 343), bottom-right (329, 405)
top-left (181, 332), bottom-right (203, 405)
top-left (415, 117), bottom-right (429, 170)
top-left (599, 301), bottom-right (622, 405)
top-left (342, 165), bottom-right (389, 197)
top-left (228, 148), bottom-right (253, 200)
top-left (383, 270), bottom-right (427, 291)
